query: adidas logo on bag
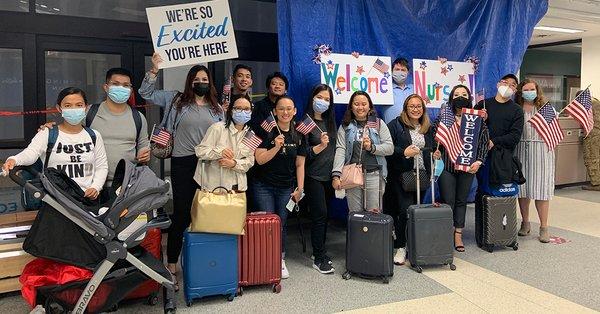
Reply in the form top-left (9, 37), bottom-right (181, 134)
top-left (498, 184), bottom-right (517, 193)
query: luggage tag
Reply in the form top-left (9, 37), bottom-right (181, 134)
top-left (286, 188), bottom-right (305, 212)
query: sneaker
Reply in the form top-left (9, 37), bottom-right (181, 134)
top-left (281, 259), bottom-right (289, 279)
top-left (313, 259), bottom-right (335, 274)
top-left (311, 255), bottom-right (333, 265)
top-left (394, 247), bottom-right (406, 265)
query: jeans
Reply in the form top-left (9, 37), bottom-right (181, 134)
top-left (383, 176), bottom-right (416, 248)
top-left (304, 176), bottom-right (333, 261)
top-left (346, 171), bottom-right (385, 212)
top-left (438, 170), bottom-right (475, 228)
top-left (252, 179), bottom-right (293, 254)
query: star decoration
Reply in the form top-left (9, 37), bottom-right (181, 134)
top-left (458, 75), bottom-right (466, 84)
top-left (433, 82), bottom-right (440, 88)
top-left (437, 56), bottom-right (447, 64)
top-left (419, 61), bottom-right (427, 70)
top-left (351, 51), bottom-right (360, 58)
top-left (335, 88), bottom-right (342, 95)
top-left (441, 67), bottom-right (448, 76)
top-left (356, 66), bottom-right (365, 75)
top-left (383, 71), bottom-right (390, 79)
top-left (447, 64), bottom-right (453, 71)
top-left (326, 60), bottom-right (334, 70)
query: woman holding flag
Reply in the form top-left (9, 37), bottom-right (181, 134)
top-left (302, 84), bottom-right (337, 274)
top-left (254, 95), bottom-right (306, 279)
top-left (195, 95), bottom-right (256, 192)
top-left (514, 79), bottom-right (555, 243)
top-left (332, 91), bottom-right (394, 213)
top-left (433, 85), bottom-right (489, 252)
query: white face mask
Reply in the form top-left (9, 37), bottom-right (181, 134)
top-left (498, 85), bottom-right (514, 98)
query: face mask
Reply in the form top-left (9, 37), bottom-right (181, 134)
top-left (193, 82), bottom-right (210, 97)
top-left (107, 86), bottom-right (131, 104)
top-left (452, 96), bottom-right (471, 112)
top-left (498, 85), bottom-right (514, 98)
top-left (434, 159), bottom-right (444, 177)
top-left (522, 90), bottom-right (537, 102)
top-left (61, 108), bottom-right (86, 125)
top-left (313, 98), bottom-right (329, 114)
top-left (232, 110), bottom-right (251, 125)
top-left (392, 71), bottom-right (407, 84)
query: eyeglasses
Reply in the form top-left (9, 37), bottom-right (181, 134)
top-left (407, 105), bottom-right (423, 110)
top-left (107, 81), bottom-right (132, 88)
top-left (232, 108), bottom-right (251, 113)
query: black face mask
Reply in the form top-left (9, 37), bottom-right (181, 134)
top-left (452, 96), bottom-right (471, 113)
top-left (193, 83), bottom-right (210, 97)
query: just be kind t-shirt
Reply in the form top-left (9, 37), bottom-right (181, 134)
top-left (9, 128), bottom-right (109, 192)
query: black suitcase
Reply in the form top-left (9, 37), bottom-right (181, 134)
top-left (342, 167), bottom-right (394, 284)
top-left (406, 153), bottom-right (456, 273)
top-left (475, 194), bottom-right (519, 252)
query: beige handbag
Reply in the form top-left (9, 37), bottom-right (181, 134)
top-left (190, 161), bottom-right (247, 235)
top-left (339, 131), bottom-right (364, 189)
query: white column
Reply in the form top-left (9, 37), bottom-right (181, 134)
top-left (581, 36), bottom-right (600, 97)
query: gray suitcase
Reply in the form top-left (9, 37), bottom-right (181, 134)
top-left (342, 166), bottom-right (394, 283)
top-left (475, 195), bottom-right (519, 252)
top-left (406, 153), bottom-right (456, 273)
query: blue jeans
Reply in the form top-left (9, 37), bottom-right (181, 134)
top-left (252, 180), bottom-right (293, 255)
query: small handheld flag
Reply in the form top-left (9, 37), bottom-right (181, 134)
top-left (366, 114), bottom-right (379, 130)
top-left (242, 129), bottom-right (263, 151)
top-left (372, 58), bottom-right (389, 74)
top-left (150, 125), bottom-right (171, 147)
top-left (564, 87), bottom-right (593, 136)
top-left (261, 113), bottom-right (277, 133)
top-left (296, 115), bottom-right (317, 135)
top-left (529, 102), bottom-right (564, 151)
top-left (434, 104), bottom-right (461, 164)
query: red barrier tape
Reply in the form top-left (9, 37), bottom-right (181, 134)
top-left (0, 104), bottom-right (151, 117)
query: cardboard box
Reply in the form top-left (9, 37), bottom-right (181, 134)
top-left (0, 210), bottom-right (37, 293)
top-left (0, 187), bottom-right (24, 214)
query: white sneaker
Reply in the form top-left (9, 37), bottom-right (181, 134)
top-left (281, 259), bottom-right (289, 279)
top-left (394, 247), bottom-right (406, 265)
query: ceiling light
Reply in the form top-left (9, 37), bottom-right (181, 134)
top-left (534, 26), bottom-right (585, 33)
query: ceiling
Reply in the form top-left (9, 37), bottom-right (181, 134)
top-left (530, 0), bottom-right (600, 46)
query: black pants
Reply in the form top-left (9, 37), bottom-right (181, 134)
top-left (167, 155), bottom-right (200, 264)
top-left (304, 176), bottom-right (333, 261)
top-left (383, 176), bottom-right (416, 248)
top-left (438, 170), bottom-right (474, 228)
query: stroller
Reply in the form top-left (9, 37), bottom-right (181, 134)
top-left (11, 159), bottom-right (176, 313)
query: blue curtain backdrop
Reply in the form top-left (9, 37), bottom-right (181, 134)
top-left (277, 0), bottom-right (548, 120)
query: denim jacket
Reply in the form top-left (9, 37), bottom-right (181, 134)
top-left (332, 119), bottom-right (394, 179)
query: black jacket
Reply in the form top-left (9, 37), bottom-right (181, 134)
top-left (487, 147), bottom-right (526, 185)
top-left (386, 117), bottom-right (434, 179)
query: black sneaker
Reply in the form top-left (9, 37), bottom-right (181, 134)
top-left (322, 255), bottom-right (333, 266)
top-left (313, 260), bottom-right (335, 274)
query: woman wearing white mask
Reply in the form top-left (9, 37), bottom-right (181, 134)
top-left (195, 96), bottom-right (255, 192)
top-left (303, 84), bottom-right (337, 274)
top-left (3, 87), bottom-right (108, 199)
top-left (514, 79), bottom-right (554, 243)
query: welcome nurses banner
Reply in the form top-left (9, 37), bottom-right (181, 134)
top-left (455, 108), bottom-right (484, 172)
top-left (413, 59), bottom-right (476, 109)
top-left (320, 53), bottom-right (393, 105)
top-left (146, 0), bottom-right (238, 69)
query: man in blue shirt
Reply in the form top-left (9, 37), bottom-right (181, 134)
top-left (383, 58), bottom-right (414, 123)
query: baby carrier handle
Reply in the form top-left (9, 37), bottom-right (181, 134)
top-left (9, 166), bottom-right (45, 200)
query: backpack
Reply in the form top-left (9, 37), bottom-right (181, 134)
top-left (21, 127), bottom-right (97, 210)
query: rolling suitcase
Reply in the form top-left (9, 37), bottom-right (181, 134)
top-left (475, 195), bottom-right (519, 252)
top-left (406, 153), bottom-right (456, 273)
top-left (238, 212), bottom-right (282, 294)
top-left (182, 231), bottom-right (238, 306)
top-left (342, 167), bottom-right (394, 284)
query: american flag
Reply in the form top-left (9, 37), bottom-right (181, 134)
top-left (221, 76), bottom-right (231, 103)
top-left (241, 129), bottom-right (262, 151)
top-left (372, 58), bottom-right (389, 74)
top-left (150, 125), bottom-right (171, 147)
top-left (435, 104), bottom-right (461, 163)
top-left (528, 102), bottom-right (564, 151)
top-left (564, 88), bottom-right (593, 136)
top-left (296, 115), bottom-right (317, 135)
top-left (366, 113), bottom-right (379, 130)
top-left (261, 113), bottom-right (277, 133)
top-left (475, 89), bottom-right (485, 103)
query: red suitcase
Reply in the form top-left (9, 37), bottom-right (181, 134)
top-left (124, 228), bottom-right (162, 305)
top-left (238, 213), bottom-right (282, 294)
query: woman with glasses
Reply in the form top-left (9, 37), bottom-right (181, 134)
top-left (435, 85), bottom-right (489, 252)
top-left (383, 94), bottom-right (434, 265)
top-left (195, 96), bottom-right (255, 192)
top-left (139, 53), bottom-right (224, 289)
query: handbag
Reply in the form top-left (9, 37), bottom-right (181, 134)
top-left (401, 169), bottom-right (429, 192)
top-left (339, 130), bottom-right (364, 190)
top-left (151, 94), bottom-right (180, 159)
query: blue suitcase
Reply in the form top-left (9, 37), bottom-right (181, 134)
top-left (182, 231), bottom-right (238, 306)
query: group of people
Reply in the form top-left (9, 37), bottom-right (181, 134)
top-left (2, 55), bottom-right (557, 287)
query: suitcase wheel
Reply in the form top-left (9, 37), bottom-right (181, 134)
top-left (237, 287), bottom-right (244, 296)
top-left (227, 294), bottom-right (235, 302)
top-left (382, 276), bottom-right (390, 284)
top-left (147, 293), bottom-right (159, 306)
top-left (449, 263), bottom-right (457, 271)
top-left (164, 308), bottom-right (176, 314)
top-left (186, 301), bottom-right (193, 307)
top-left (511, 242), bottom-right (519, 251)
top-left (486, 245), bottom-right (494, 253)
top-left (342, 271), bottom-right (352, 280)
top-left (272, 284), bottom-right (282, 294)
top-left (414, 266), bottom-right (423, 273)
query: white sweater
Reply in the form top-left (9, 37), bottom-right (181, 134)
top-left (9, 128), bottom-right (108, 191)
